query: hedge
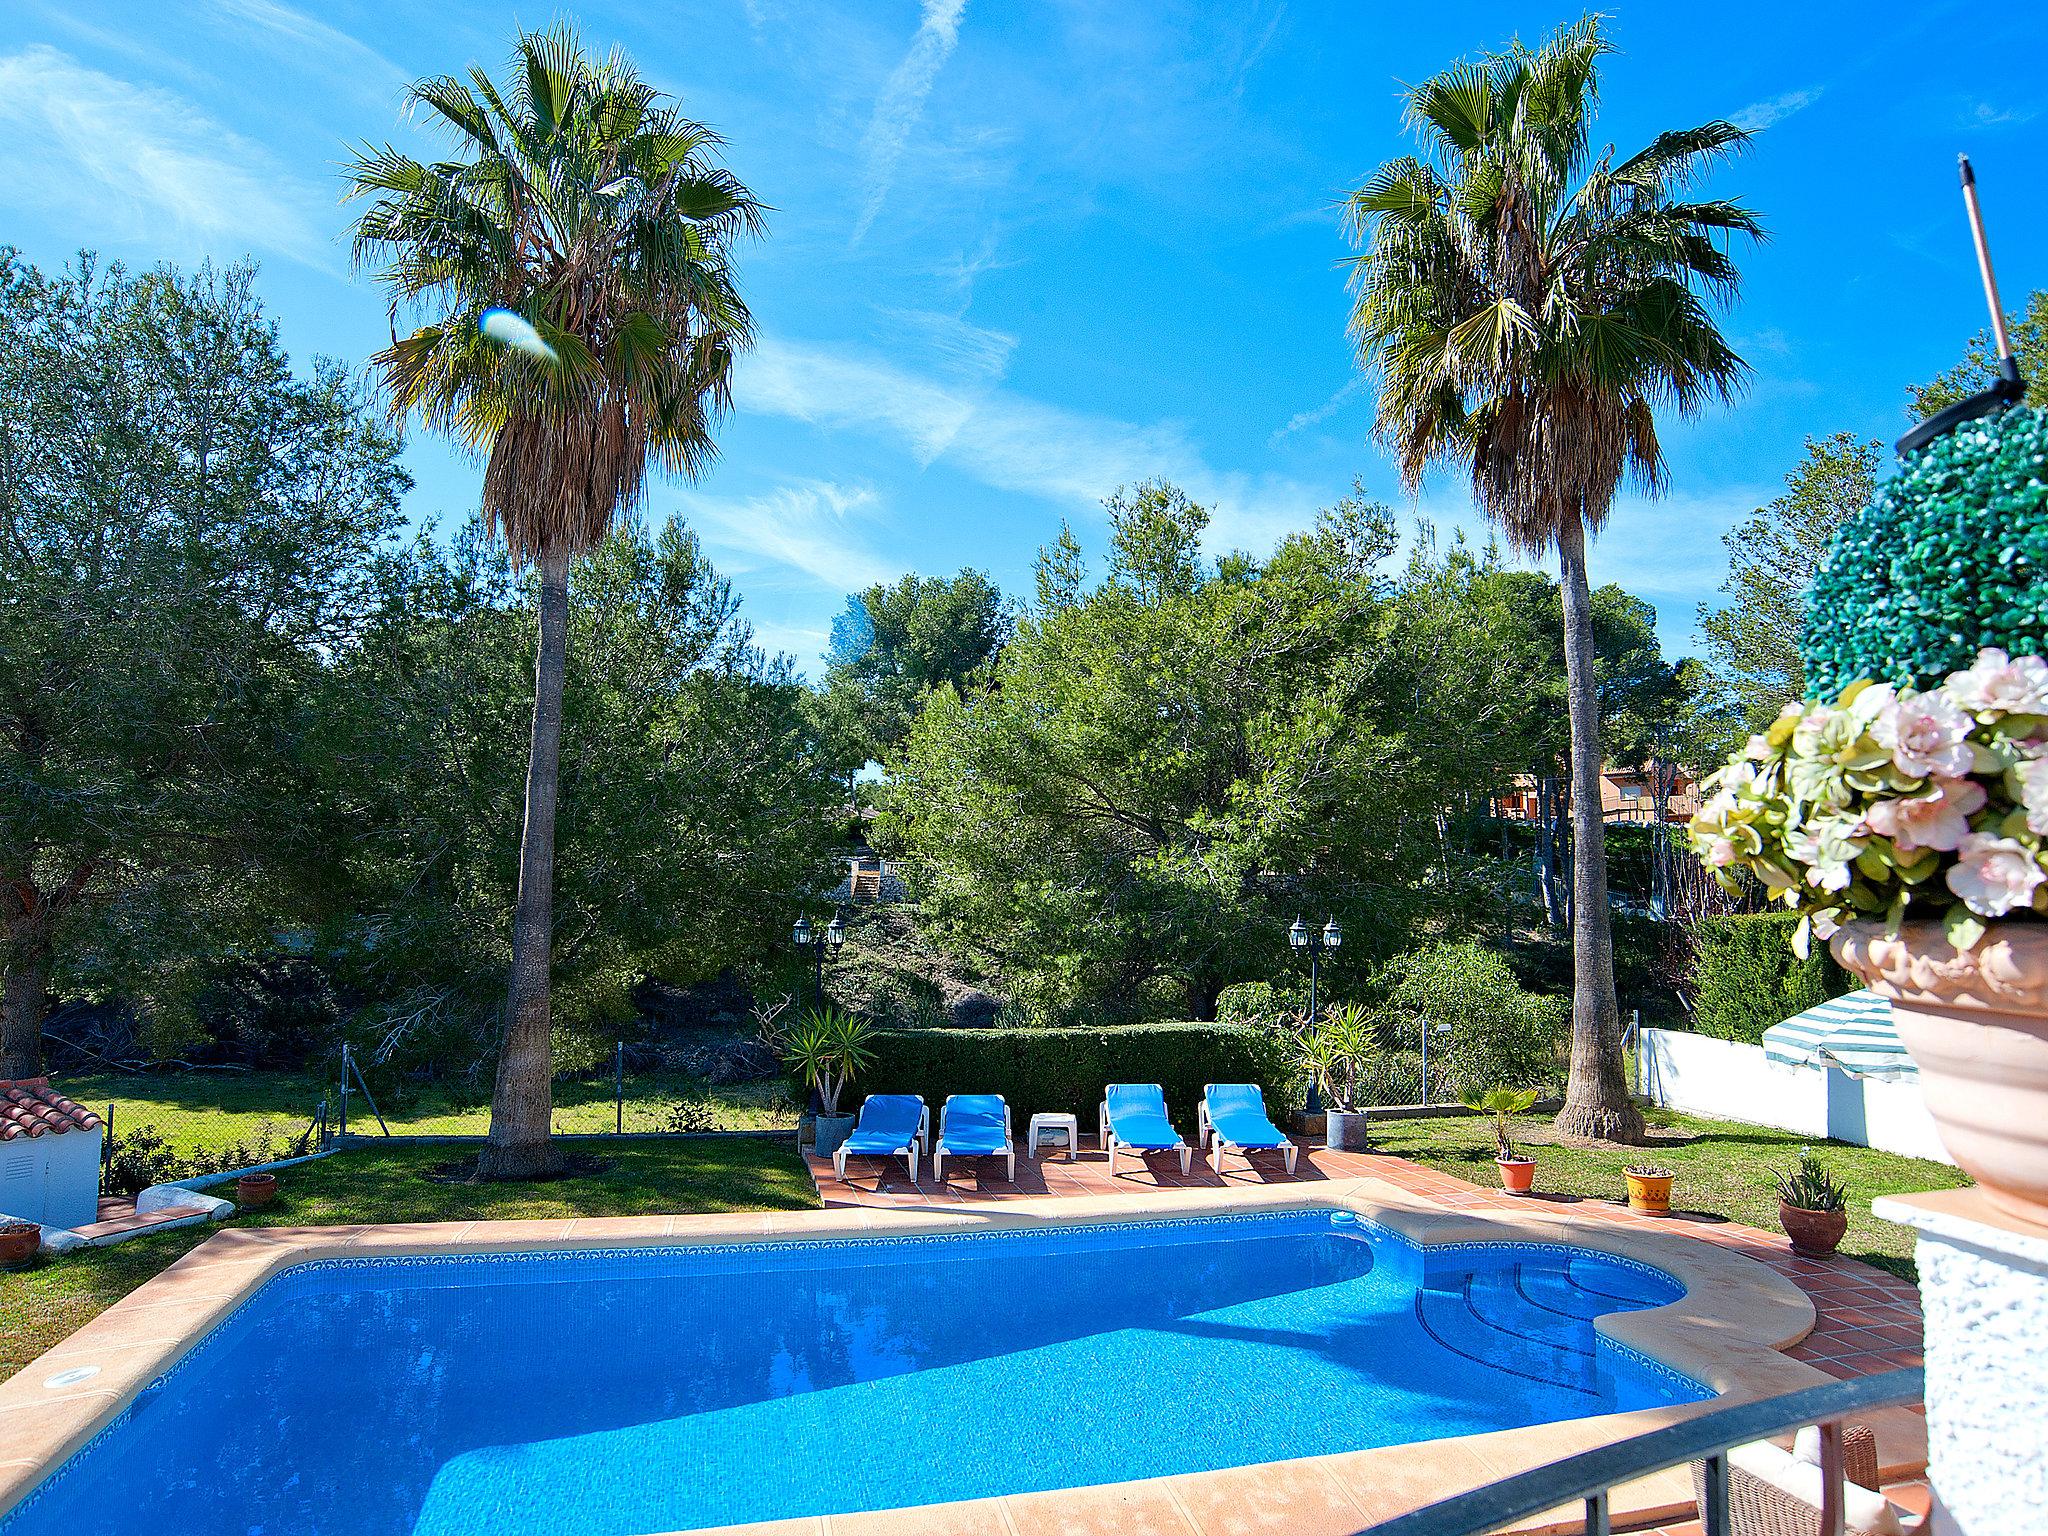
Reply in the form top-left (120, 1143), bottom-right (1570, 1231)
top-left (1689, 912), bottom-right (1849, 1045)
top-left (857, 1022), bottom-right (1301, 1124)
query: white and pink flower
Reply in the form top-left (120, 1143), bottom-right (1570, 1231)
top-left (1947, 648), bottom-right (2048, 717)
top-left (1945, 833), bottom-right (2048, 918)
top-left (1873, 689), bottom-right (1975, 779)
top-left (1863, 776), bottom-right (1988, 854)
top-left (2022, 757), bottom-right (2048, 837)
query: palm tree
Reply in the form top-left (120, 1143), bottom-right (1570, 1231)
top-left (345, 28), bottom-right (764, 1177)
top-left (1345, 17), bottom-right (1760, 1142)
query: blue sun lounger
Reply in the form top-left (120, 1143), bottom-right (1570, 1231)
top-left (1098, 1082), bottom-right (1191, 1176)
top-left (933, 1094), bottom-right (1014, 1183)
top-left (1198, 1082), bottom-right (1299, 1175)
top-left (833, 1093), bottom-right (929, 1184)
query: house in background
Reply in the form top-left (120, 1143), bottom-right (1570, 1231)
top-left (0, 1078), bottom-right (104, 1231)
top-left (1494, 763), bottom-right (1700, 825)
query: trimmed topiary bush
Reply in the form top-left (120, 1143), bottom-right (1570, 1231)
top-left (859, 1022), bottom-right (1299, 1124)
top-left (1801, 408), bottom-right (2048, 698)
top-left (1688, 912), bottom-right (1850, 1045)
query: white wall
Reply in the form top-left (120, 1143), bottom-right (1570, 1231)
top-left (0, 1128), bottom-right (103, 1230)
top-left (1638, 1027), bottom-right (1953, 1166)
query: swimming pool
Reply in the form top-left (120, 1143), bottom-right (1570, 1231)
top-left (2, 1210), bottom-right (1705, 1535)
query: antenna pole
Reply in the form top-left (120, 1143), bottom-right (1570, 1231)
top-left (1959, 156), bottom-right (2016, 367)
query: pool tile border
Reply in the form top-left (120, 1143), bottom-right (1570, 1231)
top-left (0, 1178), bottom-right (1918, 1534)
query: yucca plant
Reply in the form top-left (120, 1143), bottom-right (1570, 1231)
top-left (779, 1006), bottom-right (877, 1119)
top-left (343, 27), bottom-right (764, 1178)
top-left (1298, 1003), bottom-right (1379, 1114)
top-left (1346, 16), bottom-right (1761, 1144)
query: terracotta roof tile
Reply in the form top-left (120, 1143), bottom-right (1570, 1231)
top-left (0, 1078), bottom-right (103, 1140)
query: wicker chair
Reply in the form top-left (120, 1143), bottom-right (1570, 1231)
top-left (1691, 1424), bottom-right (1913, 1536)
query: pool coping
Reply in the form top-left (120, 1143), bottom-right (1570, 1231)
top-left (0, 1177), bottom-right (1922, 1535)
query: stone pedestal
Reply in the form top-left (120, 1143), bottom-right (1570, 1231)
top-left (1872, 1189), bottom-right (2048, 1536)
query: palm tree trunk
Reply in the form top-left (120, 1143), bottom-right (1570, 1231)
top-left (1552, 513), bottom-right (1646, 1144)
top-left (477, 549), bottom-right (571, 1179)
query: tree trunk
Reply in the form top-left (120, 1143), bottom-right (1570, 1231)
top-left (477, 550), bottom-right (571, 1180)
top-left (1551, 514), bottom-right (1646, 1145)
top-left (0, 929), bottom-right (51, 1080)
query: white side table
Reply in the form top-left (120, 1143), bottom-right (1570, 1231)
top-left (1027, 1112), bottom-right (1079, 1160)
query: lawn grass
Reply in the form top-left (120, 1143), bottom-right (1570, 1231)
top-left (1369, 1108), bottom-right (1968, 1282)
top-left (0, 1137), bottom-right (816, 1384)
top-left (63, 1067), bottom-right (798, 1156)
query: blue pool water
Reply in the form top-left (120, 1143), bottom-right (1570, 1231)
top-left (2, 1211), bottom-right (1704, 1535)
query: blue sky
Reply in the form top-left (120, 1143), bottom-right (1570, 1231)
top-left (4, 1), bottom-right (2044, 671)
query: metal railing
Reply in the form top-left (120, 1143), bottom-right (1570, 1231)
top-left (1355, 1368), bottom-right (1923, 1536)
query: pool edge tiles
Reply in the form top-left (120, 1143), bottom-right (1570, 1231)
top-left (0, 1177), bottom-right (1841, 1536)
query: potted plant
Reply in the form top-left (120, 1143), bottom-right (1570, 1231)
top-left (237, 1172), bottom-right (279, 1208)
top-left (1690, 408), bottom-right (2048, 1225)
top-left (1773, 1148), bottom-right (1850, 1257)
top-left (0, 1220), bottom-right (39, 1269)
top-left (1624, 1163), bottom-right (1674, 1215)
top-left (1463, 1086), bottom-right (1539, 1194)
top-left (779, 1005), bottom-right (875, 1157)
top-left (1299, 1004), bottom-right (1378, 1151)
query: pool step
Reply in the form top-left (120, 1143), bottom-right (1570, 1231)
top-left (1412, 1258), bottom-right (1672, 1395)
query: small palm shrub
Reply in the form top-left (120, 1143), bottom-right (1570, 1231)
top-left (1462, 1086), bottom-right (1539, 1161)
top-left (776, 1006), bottom-right (876, 1117)
top-left (1298, 1003), bottom-right (1378, 1113)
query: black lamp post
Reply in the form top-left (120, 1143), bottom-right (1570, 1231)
top-left (791, 910), bottom-right (846, 1007)
top-left (1288, 916), bottom-right (1342, 1113)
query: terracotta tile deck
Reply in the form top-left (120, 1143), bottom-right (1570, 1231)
top-left (807, 1135), bottom-right (1926, 1382)
top-left (61, 1195), bottom-right (216, 1244)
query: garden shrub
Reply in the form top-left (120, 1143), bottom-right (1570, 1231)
top-left (1688, 912), bottom-right (1850, 1045)
top-left (1215, 980), bottom-right (1307, 1025)
top-left (858, 1022), bottom-right (1300, 1123)
top-left (1369, 942), bottom-right (1566, 1094)
top-left (1801, 407), bottom-right (2048, 697)
top-left (100, 1120), bottom-right (315, 1197)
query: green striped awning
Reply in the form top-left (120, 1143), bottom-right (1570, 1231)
top-left (1761, 989), bottom-right (1916, 1082)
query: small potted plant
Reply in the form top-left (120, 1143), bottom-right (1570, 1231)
top-left (779, 1005), bottom-right (876, 1157)
top-left (1464, 1086), bottom-right (1539, 1194)
top-left (1773, 1148), bottom-right (1850, 1257)
top-left (1624, 1163), bottom-right (1675, 1215)
top-left (237, 1171), bottom-right (279, 1209)
top-left (1299, 1004), bottom-right (1378, 1151)
top-left (0, 1220), bottom-right (39, 1269)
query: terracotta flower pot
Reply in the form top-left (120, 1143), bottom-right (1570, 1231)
top-left (1625, 1170), bottom-right (1673, 1215)
top-left (1496, 1156), bottom-right (1536, 1195)
top-left (1834, 919), bottom-right (2048, 1227)
top-left (237, 1172), bottom-right (278, 1209)
top-left (1779, 1200), bottom-right (1849, 1258)
top-left (0, 1221), bottom-right (39, 1269)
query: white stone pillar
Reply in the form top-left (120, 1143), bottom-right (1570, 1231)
top-left (1873, 1189), bottom-right (2048, 1536)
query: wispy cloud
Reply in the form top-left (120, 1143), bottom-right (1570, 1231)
top-left (1270, 377), bottom-right (1363, 445)
top-left (1731, 86), bottom-right (1825, 132)
top-left (851, 0), bottom-right (968, 245)
top-left (871, 305), bottom-right (1018, 381)
top-left (736, 335), bottom-right (1329, 554)
top-left (206, 0), bottom-right (410, 106)
top-left (674, 479), bottom-right (897, 595)
top-left (933, 229), bottom-right (1020, 297)
top-left (1961, 100), bottom-right (2039, 129)
top-left (0, 45), bottom-right (331, 269)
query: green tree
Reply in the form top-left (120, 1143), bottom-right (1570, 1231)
top-left (1695, 433), bottom-right (1879, 744)
top-left (1911, 289), bottom-right (2048, 416)
top-left (814, 568), bottom-right (1011, 777)
top-left (314, 518), bottom-right (838, 1071)
top-left (344, 28), bottom-right (765, 1176)
top-left (884, 483), bottom-right (1452, 1021)
top-left (1345, 16), bottom-right (1760, 1142)
top-left (0, 252), bottom-right (405, 1076)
